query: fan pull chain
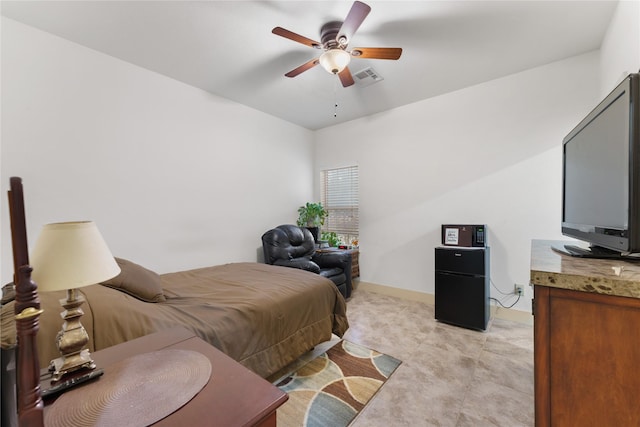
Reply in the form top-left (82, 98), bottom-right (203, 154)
top-left (334, 79), bottom-right (339, 118)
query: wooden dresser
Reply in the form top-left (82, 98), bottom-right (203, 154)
top-left (530, 240), bottom-right (640, 427)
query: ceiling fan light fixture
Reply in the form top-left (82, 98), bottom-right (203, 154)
top-left (319, 49), bottom-right (351, 74)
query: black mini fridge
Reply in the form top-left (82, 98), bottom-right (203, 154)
top-left (435, 246), bottom-right (489, 330)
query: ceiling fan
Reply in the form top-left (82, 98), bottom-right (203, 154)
top-left (272, 1), bottom-right (402, 88)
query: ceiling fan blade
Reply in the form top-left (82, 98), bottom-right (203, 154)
top-left (338, 67), bottom-right (355, 87)
top-left (284, 58), bottom-right (320, 78)
top-left (351, 47), bottom-right (403, 60)
top-left (272, 27), bottom-right (321, 49)
top-left (337, 1), bottom-right (371, 45)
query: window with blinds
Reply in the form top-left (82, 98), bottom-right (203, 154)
top-left (320, 165), bottom-right (359, 244)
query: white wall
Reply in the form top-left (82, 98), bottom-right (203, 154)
top-left (600, 0), bottom-right (640, 94)
top-left (312, 2), bottom-right (640, 314)
top-left (315, 52), bottom-right (602, 312)
top-left (3, 2), bottom-right (638, 308)
top-left (1, 18), bottom-right (314, 282)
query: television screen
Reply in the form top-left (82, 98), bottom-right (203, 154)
top-left (560, 73), bottom-right (640, 257)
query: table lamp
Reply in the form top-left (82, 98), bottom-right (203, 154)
top-left (31, 221), bottom-right (121, 382)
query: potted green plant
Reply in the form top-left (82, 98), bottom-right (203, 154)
top-left (297, 202), bottom-right (328, 242)
top-left (321, 231), bottom-right (341, 247)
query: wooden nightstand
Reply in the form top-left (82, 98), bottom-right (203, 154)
top-left (43, 327), bottom-right (288, 426)
top-left (350, 248), bottom-right (360, 279)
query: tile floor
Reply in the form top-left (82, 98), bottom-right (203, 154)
top-left (294, 289), bottom-right (535, 427)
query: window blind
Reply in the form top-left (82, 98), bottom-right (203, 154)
top-left (321, 165), bottom-right (359, 240)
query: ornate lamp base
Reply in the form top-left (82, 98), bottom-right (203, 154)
top-left (49, 350), bottom-right (96, 382)
top-left (50, 289), bottom-right (96, 382)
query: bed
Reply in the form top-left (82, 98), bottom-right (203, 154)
top-left (1, 258), bottom-right (349, 379)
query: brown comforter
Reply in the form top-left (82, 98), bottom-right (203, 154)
top-left (1, 262), bottom-right (349, 378)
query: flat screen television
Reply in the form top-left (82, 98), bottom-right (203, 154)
top-left (558, 72), bottom-right (640, 258)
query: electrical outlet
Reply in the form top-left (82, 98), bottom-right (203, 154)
top-left (514, 284), bottom-right (525, 296)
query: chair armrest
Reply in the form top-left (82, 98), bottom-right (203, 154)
top-left (312, 251), bottom-right (352, 270)
top-left (312, 251), bottom-right (353, 298)
top-left (273, 258), bottom-right (321, 274)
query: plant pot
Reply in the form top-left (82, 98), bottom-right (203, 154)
top-left (305, 227), bottom-right (319, 243)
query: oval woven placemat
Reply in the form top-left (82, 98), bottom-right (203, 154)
top-left (45, 349), bottom-right (212, 427)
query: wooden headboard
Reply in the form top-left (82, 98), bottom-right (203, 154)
top-left (8, 177), bottom-right (44, 426)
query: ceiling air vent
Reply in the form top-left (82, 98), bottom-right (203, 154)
top-left (353, 67), bottom-right (384, 87)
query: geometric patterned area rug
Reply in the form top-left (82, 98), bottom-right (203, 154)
top-left (275, 340), bottom-right (402, 427)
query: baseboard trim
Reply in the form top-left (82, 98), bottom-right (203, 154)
top-left (354, 280), bottom-right (532, 325)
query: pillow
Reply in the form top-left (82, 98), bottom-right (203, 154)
top-left (101, 258), bottom-right (166, 303)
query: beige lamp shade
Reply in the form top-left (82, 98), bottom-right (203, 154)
top-left (31, 221), bottom-right (121, 292)
top-left (319, 49), bottom-right (351, 74)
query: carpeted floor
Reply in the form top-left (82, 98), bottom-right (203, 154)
top-left (275, 340), bottom-right (401, 427)
top-left (272, 288), bottom-right (534, 426)
top-left (343, 289), bottom-right (534, 426)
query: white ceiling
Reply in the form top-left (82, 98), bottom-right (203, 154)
top-left (1, 1), bottom-right (618, 130)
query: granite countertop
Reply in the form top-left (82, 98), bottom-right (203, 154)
top-left (530, 240), bottom-right (640, 299)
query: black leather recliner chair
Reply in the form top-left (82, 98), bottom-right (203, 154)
top-left (261, 224), bottom-right (352, 298)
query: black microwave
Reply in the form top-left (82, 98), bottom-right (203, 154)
top-left (441, 224), bottom-right (487, 247)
